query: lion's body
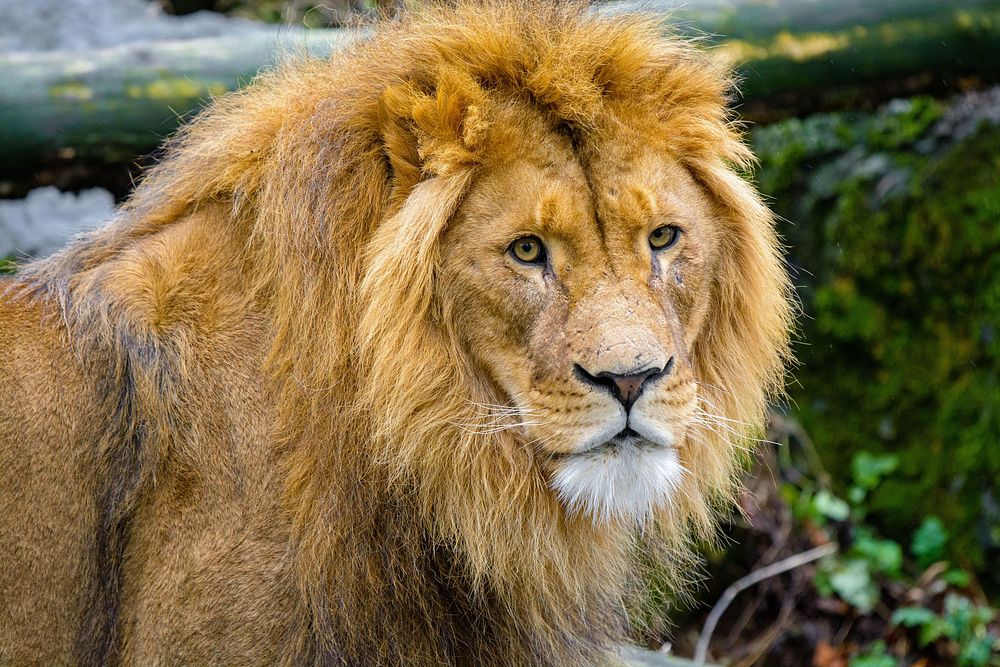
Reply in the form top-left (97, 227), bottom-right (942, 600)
top-left (0, 292), bottom-right (100, 664)
top-left (0, 212), bottom-right (298, 665)
top-left (0, 3), bottom-right (791, 665)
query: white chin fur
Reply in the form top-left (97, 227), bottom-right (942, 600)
top-left (550, 443), bottom-right (685, 525)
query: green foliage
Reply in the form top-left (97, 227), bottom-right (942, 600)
top-left (786, 448), bottom-right (999, 663)
top-left (0, 256), bottom-right (16, 275)
top-left (912, 517), bottom-right (949, 568)
top-left (849, 641), bottom-right (897, 667)
top-left (752, 94), bottom-right (1000, 587)
top-left (813, 488), bottom-right (851, 521)
top-left (851, 452), bottom-right (899, 493)
top-left (848, 452), bottom-right (899, 510)
top-left (816, 556), bottom-right (880, 613)
top-left (892, 605), bottom-right (938, 629)
top-left (851, 527), bottom-right (904, 578)
top-left (812, 453), bottom-right (907, 613)
top-left (892, 595), bottom-right (999, 665)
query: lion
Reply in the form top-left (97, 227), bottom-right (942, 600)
top-left (0, 3), bottom-right (791, 665)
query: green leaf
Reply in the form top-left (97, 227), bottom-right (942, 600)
top-left (850, 654), bottom-right (897, 667)
top-left (918, 618), bottom-right (948, 646)
top-left (940, 594), bottom-right (996, 641)
top-left (891, 606), bottom-right (936, 628)
top-left (853, 529), bottom-right (903, 577)
top-left (958, 636), bottom-right (997, 667)
top-left (911, 516), bottom-right (949, 568)
top-left (944, 569), bottom-right (973, 588)
top-left (849, 640), bottom-right (897, 667)
top-left (814, 489), bottom-right (851, 521)
top-left (792, 488), bottom-right (826, 525)
top-left (851, 452), bottom-right (899, 490)
top-left (829, 559), bottom-right (880, 613)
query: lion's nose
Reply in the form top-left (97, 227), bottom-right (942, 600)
top-left (574, 359), bottom-right (672, 410)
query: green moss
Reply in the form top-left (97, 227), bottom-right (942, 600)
top-left (49, 82), bottom-right (95, 102)
top-left (752, 96), bottom-right (1000, 587)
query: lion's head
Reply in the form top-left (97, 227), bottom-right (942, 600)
top-left (348, 6), bottom-right (791, 534)
top-left (30, 2), bottom-right (792, 662)
top-left (436, 108), bottom-right (734, 523)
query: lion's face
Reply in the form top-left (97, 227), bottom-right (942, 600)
top-left (439, 109), bottom-right (724, 523)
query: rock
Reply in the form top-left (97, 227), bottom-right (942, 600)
top-left (0, 187), bottom-right (114, 259)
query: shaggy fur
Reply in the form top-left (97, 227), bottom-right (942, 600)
top-left (0, 2), bottom-right (791, 665)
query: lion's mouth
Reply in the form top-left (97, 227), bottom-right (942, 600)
top-left (559, 427), bottom-right (663, 459)
top-left (613, 427), bottom-right (640, 441)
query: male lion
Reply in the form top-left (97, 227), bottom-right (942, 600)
top-left (0, 3), bottom-right (791, 665)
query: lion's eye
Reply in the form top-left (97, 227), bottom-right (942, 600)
top-left (649, 225), bottom-right (681, 250)
top-left (509, 236), bottom-right (546, 264)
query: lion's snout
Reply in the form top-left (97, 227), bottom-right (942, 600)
top-left (573, 359), bottom-right (672, 411)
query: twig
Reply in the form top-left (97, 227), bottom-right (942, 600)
top-left (770, 414), bottom-right (832, 488)
top-left (735, 576), bottom-right (798, 667)
top-left (693, 543), bottom-right (838, 665)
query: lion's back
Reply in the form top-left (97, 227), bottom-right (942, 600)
top-left (0, 281), bottom-right (101, 664)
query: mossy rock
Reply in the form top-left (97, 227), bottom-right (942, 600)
top-left (751, 92), bottom-right (1000, 589)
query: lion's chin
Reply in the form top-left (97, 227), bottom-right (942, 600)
top-left (549, 436), bottom-right (685, 525)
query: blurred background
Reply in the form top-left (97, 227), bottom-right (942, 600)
top-left (1, 1), bottom-right (998, 664)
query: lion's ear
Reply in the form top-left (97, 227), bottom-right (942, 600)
top-left (378, 84), bottom-right (425, 196)
top-left (377, 67), bottom-right (488, 199)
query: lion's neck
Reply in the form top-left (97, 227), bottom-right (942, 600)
top-left (284, 419), bottom-right (641, 666)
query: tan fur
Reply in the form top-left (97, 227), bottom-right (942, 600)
top-left (0, 2), bottom-right (791, 665)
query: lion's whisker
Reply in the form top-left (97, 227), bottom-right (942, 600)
top-left (692, 407), bottom-right (752, 428)
top-left (686, 422), bottom-right (753, 455)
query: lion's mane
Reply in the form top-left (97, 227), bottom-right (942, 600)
top-left (19, 2), bottom-right (791, 664)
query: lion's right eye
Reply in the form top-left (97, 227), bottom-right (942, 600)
top-left (649, 225), bottom-right (681, 251)
top-left (509, 236), bottom-right (546, 265)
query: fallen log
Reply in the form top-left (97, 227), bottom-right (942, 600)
top-left (0, 30), bottom-right (351, 168)
top-left (2, 0), bottom-right (1000, 166)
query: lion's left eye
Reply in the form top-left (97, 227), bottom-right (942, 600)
top-left (649, 225), bottom-right (681, 250)
top-left (509, 236), bottom-right (546, 264)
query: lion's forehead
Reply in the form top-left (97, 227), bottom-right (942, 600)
top-left (478, 103), bottom-right (706, 230)
top-left (473, 148), bottom-right (709, 247)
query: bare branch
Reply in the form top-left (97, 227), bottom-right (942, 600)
top-left (694, 543), bottom-right (838, 665)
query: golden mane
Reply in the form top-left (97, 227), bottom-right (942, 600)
top-left (20, 2), bottom-right (791, 663)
